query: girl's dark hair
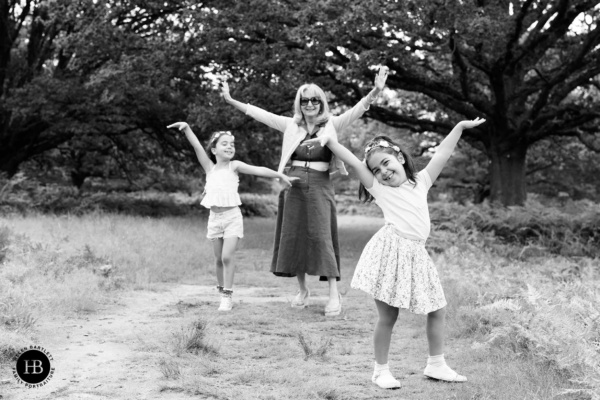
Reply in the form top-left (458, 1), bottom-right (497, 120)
top-left (358, 135), bottom-right (418, 203)
top-left (205, 131), bottom-right (234, 163)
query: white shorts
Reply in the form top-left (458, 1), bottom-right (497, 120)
top-left (206, 207), bottom-right (244, 241)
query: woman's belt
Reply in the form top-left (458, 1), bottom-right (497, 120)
top-left (291, 160), bottom-right (329, 171)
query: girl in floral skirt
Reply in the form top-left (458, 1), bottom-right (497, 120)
top-left (303, 117), bottom-right (485, 389)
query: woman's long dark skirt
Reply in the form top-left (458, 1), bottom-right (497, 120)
top-left (270, 166), bottom-right (340, 281)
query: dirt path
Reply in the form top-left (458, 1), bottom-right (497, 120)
top-left (2, 285), bottom-right (341, 400)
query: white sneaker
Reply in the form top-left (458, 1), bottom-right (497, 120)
top-left (424, 364), bottom-right (467, 382)
top-left (218, 295), bottom-right (233, 311)
top-left (371, 369), bottom-right (401, 389)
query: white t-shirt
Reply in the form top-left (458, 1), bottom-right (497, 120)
top-left (367, 170), bottom-right (433, 241)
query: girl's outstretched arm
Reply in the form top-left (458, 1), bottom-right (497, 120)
top-left (303, 136), bottom-right (374, 188)
top-left (167, 122), bottom-right (213, 173)
top-left (233, 161), bottom-right (297, 188)
top-left (426, 117), bottom-right (486, 183)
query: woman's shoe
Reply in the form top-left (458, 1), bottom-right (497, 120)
top-left (291, 289), bottom-right (310, 308)
top-left (324, 293), bottom-right (342, 316)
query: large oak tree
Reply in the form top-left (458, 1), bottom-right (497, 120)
top-left (2, 1), bottom-right (599, 204)
top-left (191, 0), bottom-right (600, 205)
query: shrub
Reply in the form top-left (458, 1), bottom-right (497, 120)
top-left (469, 283), bottom-right (600, 399)
top-left (0, 298), bottom-right (37, 332)
top-left (430, 198), bottom-right (600, 258)
top-left (239, 193), bottom-right (278, 217)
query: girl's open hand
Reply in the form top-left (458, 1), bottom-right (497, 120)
top-left (458, 117), bottom-right (486, 130)
top-left (301, 134), bottom-right (336, 149)
top-left (374, 66), bottom-right (389, 91)
top-left (279, 176), bottom-right (299, 189)
top-left (167, 122), bottom-right (189, 131)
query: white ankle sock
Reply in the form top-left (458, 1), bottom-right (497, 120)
top-left (427, 354), bottom-right (445, 368)
top-left (374, 362), bottom-right (389, 373)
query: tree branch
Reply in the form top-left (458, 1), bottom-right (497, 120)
top-left (528, 108), bottom-right (600, 144)
top-left (509, 0), bottom-right (597, 71)
top-left (449, 30), bottom-right (471, 102)
top-left (504, 0), bottom-right (536, 67)
top-left (576, 128), bottom-right (600, 152)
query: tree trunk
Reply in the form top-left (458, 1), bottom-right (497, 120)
top-left (488, 141), bottom-right (527, 206)
top-left (0, 150), bottom-right (25, 178)
top-left (70, 171), bottom-right (88, 189)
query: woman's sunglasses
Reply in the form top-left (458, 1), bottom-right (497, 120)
top-left (300, 97), bottom-right (322, 106)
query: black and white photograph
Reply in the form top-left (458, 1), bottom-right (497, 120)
top-left (1, 1), bottom-right (599, 399)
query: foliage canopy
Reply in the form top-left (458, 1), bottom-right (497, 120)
top-left (1, 0), bottom-right (599, 205)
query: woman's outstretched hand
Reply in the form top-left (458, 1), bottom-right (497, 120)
top-left (374, 66), bottom-right (389, 91)
top-left (458, 117), bottom-right (486, 130)
top-left (220, 80), bottom-right (232, 102)
top-left (167, 122), bottom-right (189, 131)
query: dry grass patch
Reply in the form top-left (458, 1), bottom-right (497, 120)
top-left (171, 318), bottom-right (218, 356)
top-left (158, 358), bottom-right (182, 380)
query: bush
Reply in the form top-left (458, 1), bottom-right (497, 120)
top-left (469, 283), bottom-right (600, 399)
top-left (430, 198), bottom-right (600, 258)
top-left (239, 193), bottom-right (278, 217)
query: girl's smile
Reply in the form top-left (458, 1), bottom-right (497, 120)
top-left (213, 135), bottom-right (235, 160)
top-left (367, 152), bottom-right (407, 187)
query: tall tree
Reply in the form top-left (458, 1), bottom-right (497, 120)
top-left (190, 0), bottom-right (600, 205)
top-left (0, 0), bottom-right (201, 184)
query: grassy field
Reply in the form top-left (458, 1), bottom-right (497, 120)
top-left (0, 209), bottom-right (599, 399)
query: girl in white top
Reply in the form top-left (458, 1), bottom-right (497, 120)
top-left (168, 122), bottom-right (295, 312)
top-left (304, 117), bottom-right (485, 389)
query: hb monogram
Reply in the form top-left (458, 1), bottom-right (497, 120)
top-left (23, 359), bottom-right (44, 374)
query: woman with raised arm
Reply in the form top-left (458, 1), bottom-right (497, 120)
top-left (221, 68), bottom-right (388, 316)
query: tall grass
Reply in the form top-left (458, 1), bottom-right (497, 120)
top-left (0, 223), bottom-right (113, 364)
top-left (1, 200), bottom-right (599, 398)
top-left (437, 238), bottom-right (600, 399)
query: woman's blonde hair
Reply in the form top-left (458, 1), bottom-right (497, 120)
top-left (292, 84), bottom-right (330, 126)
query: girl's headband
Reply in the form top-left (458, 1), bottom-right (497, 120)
top-left (210, 131), bottom-right (234, 143)
top-left (364, 140), bottom-right (400, 154)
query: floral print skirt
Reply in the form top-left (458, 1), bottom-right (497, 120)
top-left (351, 224), bottom-right (446, 315)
